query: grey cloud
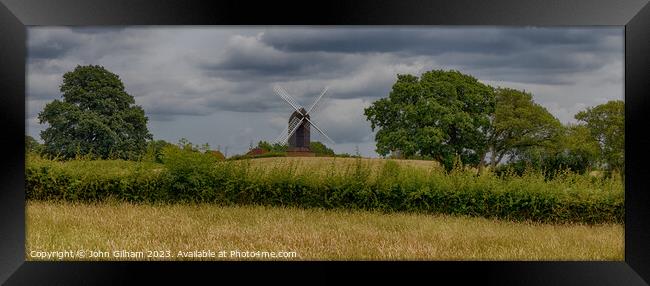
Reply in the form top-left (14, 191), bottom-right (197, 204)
top-left (260, 28), bottom-right (517, 55)
top-left (72, 27), bottom-right (128, 34)
top-left (27, 28), bottom-right (84, 60)
top-left (261, 27), bottom-right (620, 55)
top-left (198, 38), bottom-right (351, 81)
top-left (26, 27), bottom-right (623, 156)
top-left (259, 27), bottom-right (622, 84)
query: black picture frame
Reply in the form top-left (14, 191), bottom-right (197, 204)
top-left (1, 0), bottom-right (649, 284)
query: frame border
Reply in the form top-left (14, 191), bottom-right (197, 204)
top-left (1, 0), bottom-right (649, 284)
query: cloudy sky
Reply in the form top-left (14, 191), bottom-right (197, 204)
top-left (26, 26), bottom-right (624, 157)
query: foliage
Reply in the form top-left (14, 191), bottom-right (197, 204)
top-left (499, 124), bottom-right (601, 178)
top-left (364, 70), bottom-right (495, 171)
top-left (546, 125), bottom-right (601, 175)
top-left (159, 145), bottom-right (220, 201)
top-left (26, 155), bottom-right (623, 224)
top-left (143, 139), bottom-right (175, 163)
top-left (334, 153), bottom-right (361, 158)
top-left (38, 65), bottom-right (152, 160)
top-left (206, 150), bottom-right (226, 160)
top-left (310, 141), bottom-right (335, 156)
top-left (256, 141), bottom-right (288, 153)
top-left (575, 100), bottom-right (624, 176)
top-left (26, 135), bottom-right (43, 154)
top-left (488, 88), bottom-right (563, 167)
top-left (229, 151), bottom-right (287, 160)
top-left (249, 140), bottom-right (334, 157)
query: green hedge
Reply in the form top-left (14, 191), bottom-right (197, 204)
top-left (25, 152), bottom-right (623, 224)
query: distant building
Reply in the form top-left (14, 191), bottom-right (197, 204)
top-left (246, 148), bottom-right (268, 156)
top-left (207, 150), bottom-right (225, 160)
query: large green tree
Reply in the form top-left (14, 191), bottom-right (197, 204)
top-left (364, 70), bottom-right (495, 170)
top-left (487, 88), bottom-right (563, 168)
top-left (575, 100), bottom-right (624, 175)
top-left (504, 124), bottom-right (600, 176)
top-left (25, 135), bottom-right (43, 154)
top-left (38, 65), bottom-right (152, 160)
top-left (546, 124), bottom-right (601, 174)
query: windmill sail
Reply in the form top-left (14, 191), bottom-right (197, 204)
top-left (305, 117), bottom-right (335, 144)
top-left (272, 84), bottom-right (335, 150)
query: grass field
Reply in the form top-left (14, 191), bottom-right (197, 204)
top-left (26, 201), bottom-right (623, 261)
top-left (248, 156), bottom-right (443, 175)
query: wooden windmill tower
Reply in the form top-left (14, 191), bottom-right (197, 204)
top-left (273, 85), bottom-right (335, 156)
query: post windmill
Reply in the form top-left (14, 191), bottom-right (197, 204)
top-left (273, 85), bottom-right (335, 156)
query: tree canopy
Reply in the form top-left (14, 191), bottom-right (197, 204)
top-left (364, 70), bottom-right (495, 170)
top-left (309, 141), bottom-right (335, 156)
top-left (254, 140), bottom-right (334, 156)
top-left (575, 100), bottom-right (624, 175)
top-left (364, 69), bottom-right (622, 175)
top-left (25, 135), bottom-right (43, 154)
top-left (502, 124), bottom-right (601, 177)
top-left (487, 88), bottom-right (563, 167)
top-left (38, 65), bottom-right (152, 160)
top-left (255, 141), bottom-right (288, 153)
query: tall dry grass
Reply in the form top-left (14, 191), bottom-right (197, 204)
top-left (26, 201), bottom-right (623, 261)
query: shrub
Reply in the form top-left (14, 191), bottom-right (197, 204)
top-left (25, 155), bottom-right (623, 224)
top-left (228, 151), bottom-right (287, 160)
top-left (160, 145), bottom-right (220, 201)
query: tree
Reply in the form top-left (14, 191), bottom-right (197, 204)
top-left (145, 139), bottom-right (175, 163)
top-left (545, 124), bottom-right (601, 175)
top-left (310, 141), bottom-right (335, 156)
top-left (364, 70), bottom-right (495, 170)
top-left (487, 88), bottom-right (563, 168)
top-left (255, 140), bottom-right (288, 153)
top-left (257, 140), bottom-right (274, 152)
top-left (25, 135), bottom-right (43, 154)
top-left (503, 124), bottom-right (600, 177)
top-left (575, 100), bottom-right (624, 176)
top-left (38, 65), bottom-right (152, 160)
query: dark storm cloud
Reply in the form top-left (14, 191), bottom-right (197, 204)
top-left (261, 27), bottom-right (619, 55)
top-left (26, 27), bottom-right (623, 155)
top-left (259, 27), bottom-right (622, 83)
top-left (261, 28), bottom-right (518, 55)
top-left (27, 29), bottom-right (84, 59)
top-left (196, 34), bottom-right (350, 81)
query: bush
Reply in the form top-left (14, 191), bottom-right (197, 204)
top-left (25, 154), bottom-right (623, 224)
top-left (160, 145), bottom-right (221, 201)
top-left (26, 135), bottom-right (43, 155)
top-left (496, 149), bottom-right (596, 179)
top-left (143, 139), bottom-right (175, 163)
top-left (228, 151), bottom-right (287, 160)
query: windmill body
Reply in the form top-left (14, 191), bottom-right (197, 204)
top-left (273, 85), bottom-right (335, 156)
top-left (288, 108), bottom-right (311, 151)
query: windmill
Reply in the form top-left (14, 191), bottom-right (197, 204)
top-left (273, 85), bottom-right (335, 155)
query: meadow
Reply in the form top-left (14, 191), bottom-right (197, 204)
top-left (25, 152), bottom-right (625, 260)
top-left (26, 201), bottom-right (623, 261)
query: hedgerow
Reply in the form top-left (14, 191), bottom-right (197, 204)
top-left (25, 152), bottom-right (623, 224)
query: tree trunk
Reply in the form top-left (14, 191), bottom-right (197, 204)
top-left (490, 149), bottom-right (498, 168)
top-left (477, 151), bottom-right (487, 175)
top-left (496, 152), bottom-right (506, 167)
